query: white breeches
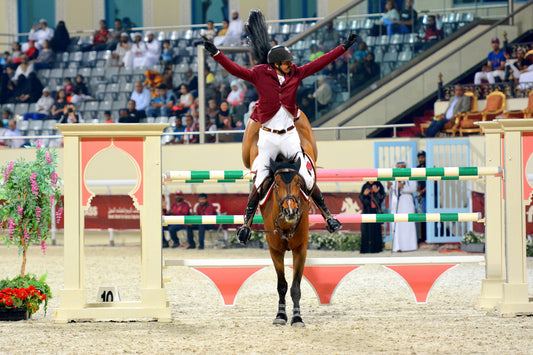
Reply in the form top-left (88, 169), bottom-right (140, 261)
top-left (252, 128), bottom-right (314, 191)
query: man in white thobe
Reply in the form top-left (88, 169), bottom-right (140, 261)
top-left (28, 19), bottom-right (54, 50)
top-left (389, 161), bottom-right (418, 252)
top-left (143, 31), bottom-right (161, 67)
top-left (223, 10), bottom-right (244, 46)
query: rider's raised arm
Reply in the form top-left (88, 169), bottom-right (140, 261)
top-left (212, 51), bottom-right (255, 83)
top-left (298, 45), bottom-right (346, 79)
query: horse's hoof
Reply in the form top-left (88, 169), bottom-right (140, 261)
top-left (291, 316), bottom-right (305, 327)
top-left (291, 321), bottom-right (305, 328)
top-left (273, 318), bottom-right (287, 326)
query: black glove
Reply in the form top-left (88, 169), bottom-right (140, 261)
top-left (201, 35), bottom-right (219, 56)
top-left (342, 31), bottom-right (359, 50)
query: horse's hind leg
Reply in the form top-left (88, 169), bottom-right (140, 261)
top-left (290, 245), bottom-right (307, 327)
top-left (270, 248), bottom-right (288, 325)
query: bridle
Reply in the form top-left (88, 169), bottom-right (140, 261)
top-left (272, 168), bottom-right (309, 241)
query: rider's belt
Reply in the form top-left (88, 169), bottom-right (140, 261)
top-left (262, 125), bottom-right (295, 135)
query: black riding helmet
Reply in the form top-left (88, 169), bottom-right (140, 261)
top-left (267, 45), bottom-right (294, 64)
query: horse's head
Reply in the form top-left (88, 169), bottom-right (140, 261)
top-left (269, 155), bottom-right (303, 224)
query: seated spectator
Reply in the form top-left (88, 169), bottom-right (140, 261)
top-left (226, 80), bottom-right (244, 107)
top-left (49, 21), bottom-right (70, 52)
top-left (0, 115), bottom-right (6, 145)
top-left (69, 87), bottom-right (94, 105)
top-left (217, 101), bottom-right (231, 128)
top-left (242, 82), bottom-right (258, 108)
top-left (130, 81), bottom-right (151, 116)
top-left (48, 89), bottom-right (68, 121)
top-left (0, 110), bottom-right (12, 138)
top-left (377, 0), bottom-right (400, 36)
top-left (75, 74), bottom-right (89, 95)
top-left (28, 19), bottom-right (54, 50)
top-left (106, 19), bottom-right (124, 50)
top-left (474, 38), bottom-right (506, 85)
top-left (224, 10), bottom-right (244, 46)
top-left (419, 84), bottom-right (470, 137)
top-left (10, 42), bottom-right (22, 62)
top-left (505, 48), bottom-right (533, 81)
top-left (147, 84), bottom-right (176, 117)
top-left (161, 40), bottom-right (175, 64)
top-left (233, 120), bottom-right (245, 142)
top-left (352, 41), bottom-right (368, 63)
top-left (203, 20), bottom-right (218, 41)
top-left (4, 118), bottom-right (25, 148)
top-left (320, 21), bottom-right (340, 52)
top-left (394, 0), bottom-right (417, 34)
top-left (218, 115), bottom-right (234, 143)
top-left (58, 103), bottom-right (81, 123)
top-left (16, 72), bottom-right (42, 104)
top-left (0, 72), bottom-right (14, 103)
top-left (308, 76), bottom-right (333, 111)
top-left (168, 116), bottom-right (185, 144)
top-left (104, 110), bottom-right (114, 123)
top-left (206, 98), bottom-right (219, 123)
top-left (350, 53), bottom-right (380, 91)
top-left (0, 51), bottom-right (10, 68)
top-left (205, 115), bottom-right (218, 143)
top-left (119, 100), bottom-right (142, 123)
top-left (144, 31), bottom-right (161, 67)
top-left (213, 20), bottom-right (229, 46)
top-left (15, 40), bottom-right (39, 63)
top-left (309, 44), bottom-right (324, 62)
top-left (186, 193), bottom-right (217, 249)
top-left (107, 32), bottom-right (130, 67)
top-left (423, 15), bottom-right (443, 43)
top-left (183, 113), bottom-right (199, 143)
top-left (13, 55), bottom-right (34, 83)
top-left (161, 66), bottom-right (174, 91)
top-left (205, 64), bottom-right (215, 85)
top-left (24, 87), bottom-right (54, 120)
top-left (92, 20), bottom-right (110, 51)
top-left (243, 101), bottom-right (256, 126)
top-left (64, 77), bottom-right (75, 96)
top-left (162, 191), bottom-right (191, 248)
top-left (32, 40), bottom-right (54, 70)
top-left (180, 68), bottom-right (198, 94)
top-left (171, 84), bottom-right (193, 115)
top-left (123, 33), bottom-right (147, 68)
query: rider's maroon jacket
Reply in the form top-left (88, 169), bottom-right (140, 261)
top-left (212, 45), bottom-right (346, 124)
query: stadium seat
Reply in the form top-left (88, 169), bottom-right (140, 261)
top-left (30, 120), bottom-right (44, 131)
top-left (63, 68), bottom-right (77, 80)
top-left (84, 50), bottom-right (98, 67)
top-left (91, 67), bottom-right (105, 79)
top-left (112, 100), bottom-right (127, 111)
top-left (43, 120), bottom-right (56, 131)
top-left (18, 120), bottom-right (29, 131)
top-left (157, 31), bottom-right (167, 41)
top-left (14, 103), bottom-right (29, 116)
top-left (83, 101), bottom-right (99, 117)
top-left (99, 100), bottom-right (113, 112)
top-left (78, 67), bottom-right (92, 79)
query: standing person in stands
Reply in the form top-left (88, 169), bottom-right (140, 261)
top-left (202, 10), bottom-right (359, 244)
top-left (50, 21), bottom-right (70, 52)
top-left (416, 151), bottom-right (427, 243)
top-left (474, 38), bottom-right (506, 85)
top-left (28, 19), bottom-right (54, 50)
top-left (396, 0), bottom-right (418, 33)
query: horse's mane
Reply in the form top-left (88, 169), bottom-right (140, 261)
top-left (244, 10), bottom-right (270, 65)
top-left (269, 154), bottom-right (301, 184)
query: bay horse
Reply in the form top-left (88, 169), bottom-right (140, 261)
top-left (242, 112), bottom-right (317, 327)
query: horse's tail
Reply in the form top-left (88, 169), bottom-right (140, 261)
top-left (244, 9), bottom-right (270, 65)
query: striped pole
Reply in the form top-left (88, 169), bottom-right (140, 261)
top-left (165, 175), bottom-right (483, 184)
top-left (165, 167), bottom-right (501, 183)
top-left (162, 213), bottom-right (482, 226)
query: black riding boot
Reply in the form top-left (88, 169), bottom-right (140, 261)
top-left (310, 184), bottom-right (342, 233)
top-left (236, 185), bottom-right (260, 245)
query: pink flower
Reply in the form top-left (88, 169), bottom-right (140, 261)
top-left (56, 207), bottom-right (63, 224)
top-left (3, 161), bottom-right (14, 182)
top-left (51, 172), bottom-right (58, 184)
top-left (23, 228), bottom-right (29, 243)
top-left (40, 241), bottom-right (47, 254)
top-left (36, 139), bottom-right (42, 149)
top-left (35, 206), bottom-right (41, 222)
top-left (45, 152), bottom-right (52, 165)
top-left (30, 173), bottom-right (38, 197)
top-left (8, 218), bottom-right (15, 242)
top-left (17, 205), bottom-right (23, 217)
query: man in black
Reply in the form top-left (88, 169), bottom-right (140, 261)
top-left (416, 151), bottom-right (426, 243)
top-left (397, 0), bottom-right (418, 33)
top-left (118, 100), bottom-right (142, 123)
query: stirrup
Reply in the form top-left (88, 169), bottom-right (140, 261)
top-left (326, 217), bottom-right (342, 233)
top-left (237, 225), bottom-right (252, 245)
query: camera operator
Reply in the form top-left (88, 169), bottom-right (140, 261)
top-left (58, 103), bottom-right (82, 123)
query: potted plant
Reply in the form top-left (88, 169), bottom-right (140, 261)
top-left (461, 231), bottom-right (485, 253)
top-left (0, 143), bottom-right (61, 321)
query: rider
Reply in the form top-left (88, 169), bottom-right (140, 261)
top-left (203, 22), bottom-right (359, 245)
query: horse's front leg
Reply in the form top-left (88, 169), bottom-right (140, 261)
top-left (290, 244), bottom-right (307, 327)
top-left (270, 248), bottom-right (288, 325)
